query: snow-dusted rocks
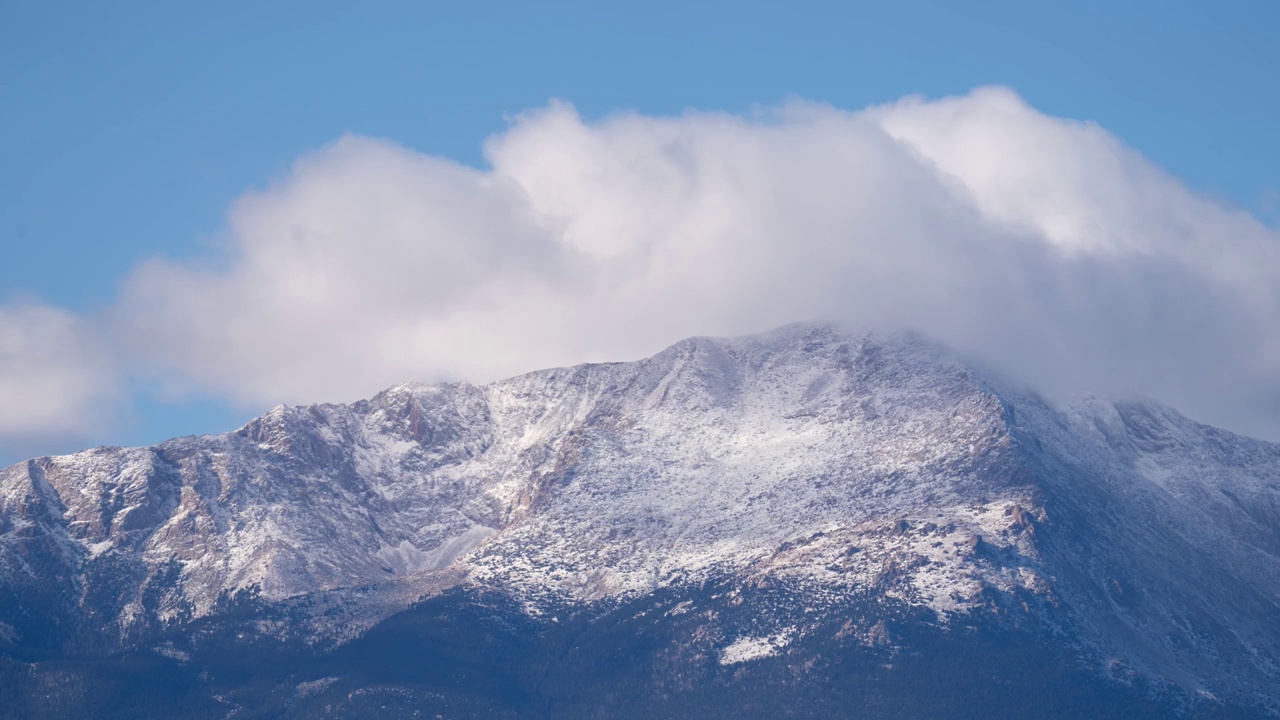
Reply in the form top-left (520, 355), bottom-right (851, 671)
top-left (2, 323), bottom-right (1279, 712)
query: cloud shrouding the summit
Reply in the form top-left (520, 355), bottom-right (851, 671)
top-left (5, 86), bottom-right (1280, 448)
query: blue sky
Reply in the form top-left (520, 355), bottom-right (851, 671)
top-left (1, 0), bottom-right (1278, 461)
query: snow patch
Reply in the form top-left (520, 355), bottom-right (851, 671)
top-left (720, 628), bottom-right (794, 665)
top-left (376, 525), bottom-right (497, 575)
top-left (153, 643), bottom-right (191, 662)
top-left (296, 677), bottom-right (340, 697)
top-left (84, 539), bottom-right (113, 559)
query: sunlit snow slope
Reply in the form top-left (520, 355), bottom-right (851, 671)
top-left (2, 324), bottom-right (1279, 712)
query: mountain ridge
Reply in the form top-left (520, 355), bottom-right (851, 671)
top-left (2, 323), bottom-right (1279, 716)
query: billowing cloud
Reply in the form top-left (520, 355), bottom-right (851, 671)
top-left (10, 86), bottom-right (1280, 451)
top-left (0, 303), bottom-right (118, 448)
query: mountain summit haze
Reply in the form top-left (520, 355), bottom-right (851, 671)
top-left (2, 324), bottom-right (1278, 718)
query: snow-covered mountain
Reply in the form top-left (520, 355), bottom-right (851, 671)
top-left (2, 324), bottom-right (1279, 717)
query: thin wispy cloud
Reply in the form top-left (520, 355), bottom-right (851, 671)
top-left (0, 303), bottom-right (118, 446)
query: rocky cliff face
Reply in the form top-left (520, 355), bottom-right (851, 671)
top-left (2, 324), bottom-right (1279, 717)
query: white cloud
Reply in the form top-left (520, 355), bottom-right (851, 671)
top-left (0, 303), bottom-right (118, 448)
top-left (12, 86), bottom-right (1280, 449)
